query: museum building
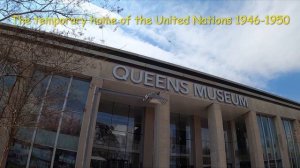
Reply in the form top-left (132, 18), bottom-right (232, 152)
top-left (0, 23), bottom-right (300, 168)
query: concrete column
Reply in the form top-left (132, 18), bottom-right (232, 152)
top-left (193, 115), bottom-right (203, 168)
top-left (153, 94), bottom-right (170, 168)
top-left (143, 107), bottom-right (154, 168)
top-left (274, 116), bottom-right (291, 167)
top-left (207, 103), bottom-right (226, 168)
top-left (230, 120), bottom-right (239, 168)
top-left (75, 79), bottom-right (103, 168)
top-left (245, 111), bottom-right (264, 168)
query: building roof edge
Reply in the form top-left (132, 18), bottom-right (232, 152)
top-left (1, 23), bottom-right (299, 108)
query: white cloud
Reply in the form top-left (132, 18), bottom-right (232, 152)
top-left (39, 1), bottom-right (300, 90)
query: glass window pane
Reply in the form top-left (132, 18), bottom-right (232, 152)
top-left (257, 115), bottom-right (282, 168)
top-left (6, 140), bottom-right (30, 168)
top-left (57, 112), bottom-right (83, 151)
top-left (127, 152), bottom-right (140, 168)
top-left (65, 78), bottom-right (90, 113)
top-left (128, 106), bottom-right (144, 124)
top-left (94, 122), bottom-right (112, 147)
top-left (16, 127), bottom-right (34, 143)
top-left (282, 119), bottom-right (300, 168)
top-left (109, 130), bottom-right (127, 149)
top-left (44, 75), bottom-right (70, 110)
top-left (128, 122), bottom-right (143, 135)
top-left (60, 112), bottom-right (82, 136)
top-left (91, 148), bottom-right (108, 168)
top-left (28, 72), bottom-right (51, 115)
top-left (170, 113), bottom-right (193, 167)
top-left (111, 103), bottom-right (129, 132)
top-left (53, 149), bottom-right (77, 168)
top-left (38, 109), bottom-right (61, 131)
top-left (0, 67), bottom-right (16, 112)
top-left (201, 119), bottom-right (211, 167)
top-left (92, 99), bottom-right (145, 168)
top-left (34, 128), bottom-right (57, 147)
top-left (126, 133), bottom-right (142, 153)
top-left (31, 71), bottom-right (50, 101)
top-left (29, 145), bottom-right (53, 168)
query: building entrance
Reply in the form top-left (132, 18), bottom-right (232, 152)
top-left (90, 89), bottom-right (146, 168)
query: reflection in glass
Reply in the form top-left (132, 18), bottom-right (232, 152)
top-left (201, 119), bottom-right (211, 168)
top-left (91, 100), bottom-right (144, 168)
top-left (257, 115), bottom-right (282, 168)
top-left (45, 75), bottom-right (69, 110)
top-left (282, 119), bottom-right (300, 168)
top-left (235, 119), bottom-right (251, 168)
top-left (170, 113), bottom-right (193, 168)
top-left (38, 110), bottom-right (61, 132)
top-left (60, 112), bottom-right (82, 136)
top-left (31, 71), bottom-right (51, 109)
top-left (16, 127), bottom-right (34, 143)
top-left (224, 121), bottom-right (234, 168)
top-left (54, 149), bottom-right (77, 168)
top-left (0, 65), bottom-right (17, 112)
top-left (34, 129), bottom-right (57, 147)
top-left (29, 145), bottom-right (53, 168)
top-left (65, 78), bottom-right (90, 113)
top-left (5, 74), bottom-right (90, 168)
top-left (6, 141), bottom-right (30, 168)
top-left (57, 112), bottom-right (82, 151)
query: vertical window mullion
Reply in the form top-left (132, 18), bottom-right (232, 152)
top-left (50, 76), bottom-right (73, 168)
top-left (26, 74), bottom-right (53, 168)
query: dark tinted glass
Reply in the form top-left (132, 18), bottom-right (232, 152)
top-left (65, 78), bottom-right (90, 112)
top-left (29, 145), bottom-right (53, 168)
top-left (282, 119), bottom-right (300, 168)
top-left (53, 149), bottom-right (77, 168)
top-left (57, 112), bottom-right (83, 150)
top-left (16, 127), bottom-right (34, 143)
top-left (170, 113), bottom-right (193, 168)
top-left (257, 115), bottom-right (282, 168)
top-left (38, 110), bottom-right (61, 132)
top-left (45, 75), bottom-right (69, 110)
top-left (111, 103), bottom-right (129, 132)
top-left (6, 141), bottom-right (30, 168)
top-left (34, 128), bottom-right (57, 147)
top-left (201, 119), bottom-right (211, 167)
top-left (91, 100), bottom-right (144, 168)
top-left (0, 65), bottom-right (17, 112)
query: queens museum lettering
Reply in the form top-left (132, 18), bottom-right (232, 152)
top-left (113, 65), bottom-right (248, 108)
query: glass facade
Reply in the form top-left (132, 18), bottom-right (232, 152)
top-left (0, 64), bottom-right (17, 113)
top-left (170, 113), bottom-right (193, 168)
top-left (257, 114), bottom-right (282, 168)
top-left (2, 67), bottom-right (300, 168)
top-left (223, 122), bottom-right (234, 168)
top-left (5, 72), bottom-right (90, 168)
top-left (235, 119), bottom-right (251, 168)
top-left (90, 99), bottom-right (144, 168)
top-left (201, 119), bottom-right (211, 168)
top-left (282, 119), bottom-right (300, 168)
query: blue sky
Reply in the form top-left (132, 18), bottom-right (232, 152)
top-left (92, 0), bottom-right (300, 102)
top-left (267, 71), bottom-right (300, 102)
top-left (5, 0), bottom-right (300, 102)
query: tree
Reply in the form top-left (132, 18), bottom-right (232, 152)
top-left (0, 26), bottom-right (87, 168)
top-left (0, 0), bottom-right (123, 22)
top-left (0, 0), bottom-right (123, 40)
top-left (0, 1), bottom-right (123, 167)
